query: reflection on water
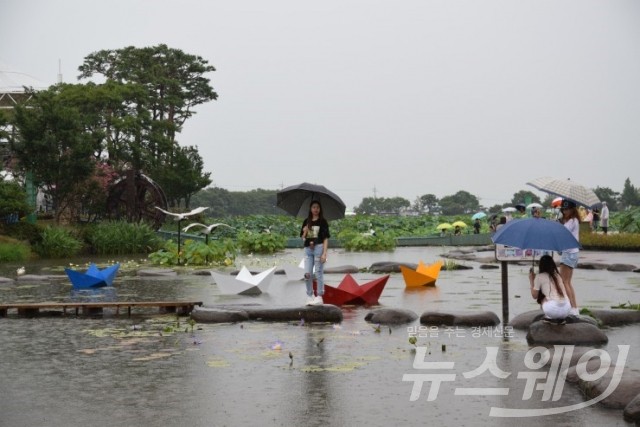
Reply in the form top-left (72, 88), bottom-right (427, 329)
top-left (0, 248), bottom-right (639, 426)
top-left (70, 287), bottom-right (118, 302)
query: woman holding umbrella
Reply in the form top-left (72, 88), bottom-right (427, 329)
top-left (300, 200), bottom-right (330, 305)
top-left (558, 200), bottom-right (581, 316)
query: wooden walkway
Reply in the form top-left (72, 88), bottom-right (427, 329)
top-left (0, 301), bottom-right (203, 318)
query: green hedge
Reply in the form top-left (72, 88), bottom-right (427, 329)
top-left (581, 232), bottom-right (640, 251)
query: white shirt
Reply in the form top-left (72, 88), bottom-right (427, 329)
top-left (534, 272), bottom-right (568, 302)
top-left (563, 217), bottom-right (580, 253)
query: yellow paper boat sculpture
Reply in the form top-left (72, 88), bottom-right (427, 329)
top-left (400, 260), bottom-right (443, 287)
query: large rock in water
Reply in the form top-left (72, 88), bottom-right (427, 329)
top-left (589, 309), bottom-right (640, 326)
top-left (509, 310), bottom-right (545, 330)
top-left (365, 308), bottom-right (418, 325)
top-left (244, 305), bottom-right (343, 323)
top-left (202, 304), bottom-right (343, 323)
top-left (191, 307), bottom-right (250, 323)
top-left (577, 368), bottom-right (640, 409)
top-left (607, 263), bottom-right (638, 272)
top-left (526, 320), bottom-right (608, 345)
top-left (420, 310), bottom-right (500, 327)
top-left (369, 261), bottom-right (416, 273)
top-left (624, 393), bottom-right (640, 423)
top-left (509, 310), bottom-right (598, 330)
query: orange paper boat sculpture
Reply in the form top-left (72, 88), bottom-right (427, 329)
top-left (400, 260), bottom-right (443, 287)
top-left (322, 274), bottom-right (390, 306)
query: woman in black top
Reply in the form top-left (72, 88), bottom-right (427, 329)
top-left (300, 200), bottom-right (330, 305)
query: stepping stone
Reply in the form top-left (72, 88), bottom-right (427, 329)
top-left (365, 308), bottom-right (418, 325)
top-left (526, 321), bottom-right (608, 345)
top-left (420, 310), bottom-right (500, 327)
top-left (191, 307), bottom-right (250, 323)
top-left (589, 309), bottom-right (640, 326)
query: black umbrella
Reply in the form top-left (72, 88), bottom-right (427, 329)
top-left (276, 182), bottom-right (346, 220)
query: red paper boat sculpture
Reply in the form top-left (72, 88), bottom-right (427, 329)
top-left (321, 274), bottom-right (390, 306)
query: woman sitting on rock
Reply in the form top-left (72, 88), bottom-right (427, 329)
top-left (529, 255), bottom-right (571, 324)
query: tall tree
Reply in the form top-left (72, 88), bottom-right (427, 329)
top-left (593, 186), bottom-right (620, 210)
top-left (620, 178), bottom-right (640, 209)
top-left (10, 86), bottom-right (97, 222)
top-left (511, 190), bottom-right (540, 206)
top-left (355, 196), bottom-right (411, 215)
top-left (439, 191), bottom-right (480, 215)
top-left (78, 45), bottom-right (216, 134)
top-left (152, 145), bottom-right (212, 208)
top-left (414, 193), bottom-right (438, 213)
top-left (78, 45), bottom-right (217, 203)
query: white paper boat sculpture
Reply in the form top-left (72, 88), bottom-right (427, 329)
top-left (211, 266), bottom-right (277, 295)
top-left (283, 258), bottom-right (317, 281)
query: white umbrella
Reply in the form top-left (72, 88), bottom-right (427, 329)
top-left (527, 177), bottom-right (600, 208)
top-left (526, 203), bottom-right (543, 209)
top-left (502, 207), bottom-right (517, 213)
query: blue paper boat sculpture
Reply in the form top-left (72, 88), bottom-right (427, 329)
top-left (65, 263), bottom-right (120, 289)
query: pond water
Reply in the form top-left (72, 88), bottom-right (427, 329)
top-left (0, 247), bottom-right (639, 426)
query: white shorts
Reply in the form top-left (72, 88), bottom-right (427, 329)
top-left (542, 298), bottom-right (571, 319)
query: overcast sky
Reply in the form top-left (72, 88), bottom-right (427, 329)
top-left (1, 0), bottom-right (639, 210)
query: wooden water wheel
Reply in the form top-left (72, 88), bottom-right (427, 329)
top-left (106, 170), bottom-right (168, 230)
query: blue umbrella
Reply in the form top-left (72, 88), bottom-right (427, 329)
top-left (492, 218), bottom-right (581, 251)
top-left (471, 212), bottom-right (487, 220)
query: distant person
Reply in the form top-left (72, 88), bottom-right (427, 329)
top-left (473, 219), bottom-right (481, 234)
top-left (592, 208), bottom-right (600, 232)
top-left (532, 207), bottom-right (541, 218)
top-left (496, 216), bottom-right (507, 232)
top-left (529, 255), bottom-right (571, 323)
top-left (454, 225), bottom-right (462, 236)
top-left (558, 200), bottom-right (580, 316)
top-left (489, 216), bottom-right (498, 233)
top-left (300, 200), bottom-right (330, 306)
top-left (600, 202), bottom-right (610, 234)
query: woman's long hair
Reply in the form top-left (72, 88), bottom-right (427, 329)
top-left (538, 255), bottom-right (564, 297)
top-left (307, 200), bottom-right (324, 224)
top-left (560, 206), bottom-right (579, 224)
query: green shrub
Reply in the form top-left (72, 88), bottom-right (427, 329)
top-left (0, 237), bottom-right (31, 262)
top-left (610, 302), bottom-right (640, 310)
top-left (339, 230), bottom-right (396, 252)
top-left (614, 208), bottom-right (640, 233)
top-left (149, 239), bottom-right (179, 265)
top-left (148, 238), bottom-right (237, 266)
top-left (182, 239), bottom-right (237, 266)
top-left (237, 231), bottom-right (286, 254)
top-left (85, 221), bottom-right (161, 255)
top-left (0, 221), bottom-right (42, 244)
top-left (33, 226), bottom-right (83, 258)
